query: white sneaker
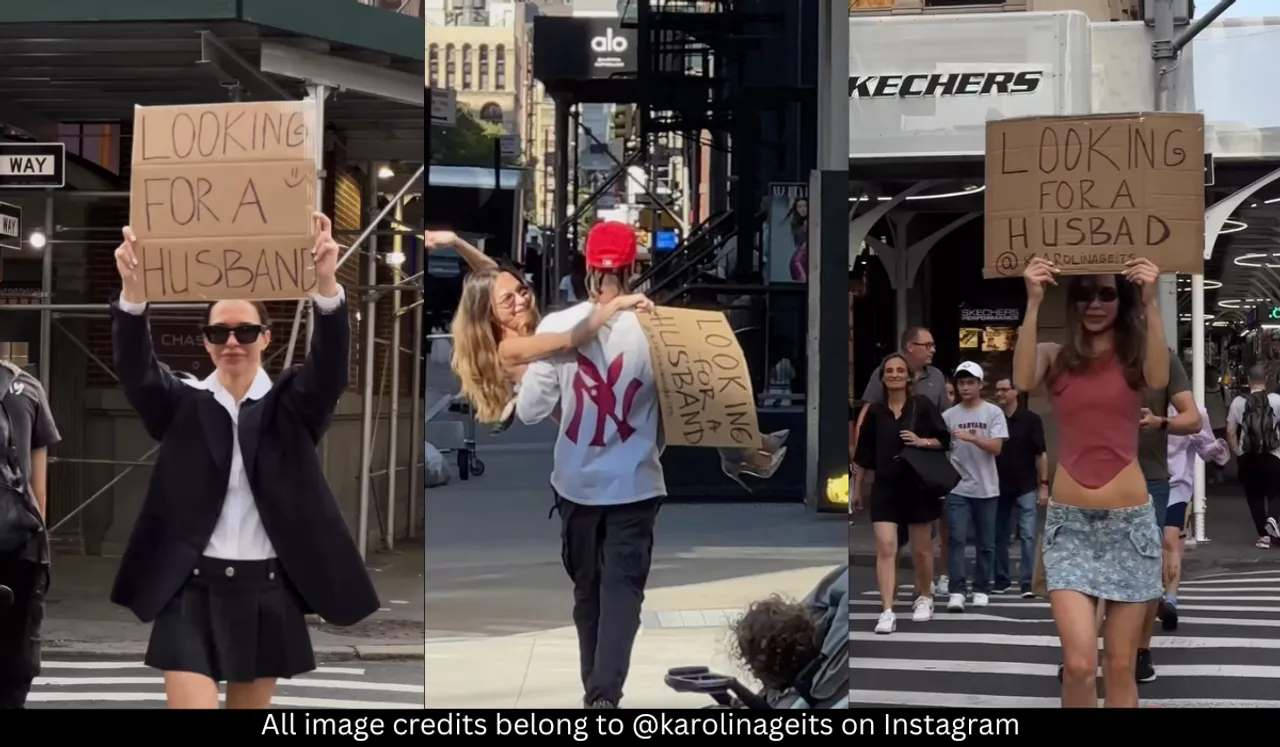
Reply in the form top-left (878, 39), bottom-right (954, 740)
top-left (936, 576), bottom-right (950, 596)
top-left (911, 595), bottom-right (934, 622)
top-left (972, 592), bottom-right (989, 608)
top-left (875, 609), bottom-right (897, 634)
top-left (947, 593), bottom-right (966, 612)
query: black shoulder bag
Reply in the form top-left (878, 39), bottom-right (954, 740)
top-left (895, 398), bottom-right (960, 499)
top-left (0, 382), bottom-right (38, 557)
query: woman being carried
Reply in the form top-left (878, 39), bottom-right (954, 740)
top-left (425, 230), bottom-right (651, 424)
top-left (1014, 257), bottom-right (1165, 708)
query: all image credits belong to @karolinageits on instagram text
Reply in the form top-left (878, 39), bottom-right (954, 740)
top-left (258, 711), bottom-right (1021, 741)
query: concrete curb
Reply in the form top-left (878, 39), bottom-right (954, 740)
top-left (43, 643), bottom-right (423, 663)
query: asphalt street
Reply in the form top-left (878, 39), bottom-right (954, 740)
top-left (850, 562), bottom-right (1280, 707)
top-left (27, 660), bottom-right (424, 709)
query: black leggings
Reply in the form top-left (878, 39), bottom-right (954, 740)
top-left (1238, 453), bottom-right (1280, 537)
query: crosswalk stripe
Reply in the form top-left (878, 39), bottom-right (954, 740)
top-left (25, 692), bottom-right (422, 708)
top-left (852, 568), bottom-right (1280, 708)
top-left (849, 690), bottom-right (1280, 708)
top-left (33, 676), bottom-right (423, 693)
top-left (38, 661), bottom-right (364, 675)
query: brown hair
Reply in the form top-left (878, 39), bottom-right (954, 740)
top-left (879, 352), bottom-right (916, 399)
top-left (205, 300), bottom-right (272, 327)
top-left (1047, 274), bottom-right (1146, 390)
top-left (729, 596), bottom-right (822, 692)
top-left (450, 268), bottom-right (543, 424)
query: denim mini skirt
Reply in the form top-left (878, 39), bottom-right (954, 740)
top-left (1041, 500), bottom-right (1163, 603)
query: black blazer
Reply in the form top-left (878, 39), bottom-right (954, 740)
top-left (108, 293), bottom-right (379, 627)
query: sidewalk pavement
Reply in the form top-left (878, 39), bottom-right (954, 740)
top-left (424, 565), bottom-right (839, 709)
top-left (40, 541), bottom-right (425, 662)
top-left (849, 486), bottom-right (1270, 574)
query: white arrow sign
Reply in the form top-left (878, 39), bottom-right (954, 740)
top-left (430, 87), bottom-right (456, 128)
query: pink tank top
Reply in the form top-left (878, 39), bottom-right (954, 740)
top-left (1050, 356), bottom-right (1141, 490)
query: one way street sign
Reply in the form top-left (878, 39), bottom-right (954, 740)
top-left (0, 202), bottom-right (21, 252)
top-left (0, 142), bottom-right (66, 188)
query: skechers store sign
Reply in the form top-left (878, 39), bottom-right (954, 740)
top-left (847, 12), bottom-right (1091, 158)
top-left (848, 71), bottom-right (1043, 100)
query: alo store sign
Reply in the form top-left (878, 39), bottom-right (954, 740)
top-left (532, 17), bottom-right (637, 82)
top-left (849, 71), bottom-right (1043, 100)
top-left (847, 12), bottom-right (1091, 158)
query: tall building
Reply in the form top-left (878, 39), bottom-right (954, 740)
top-left (426, 0), bottom-right (531, 140)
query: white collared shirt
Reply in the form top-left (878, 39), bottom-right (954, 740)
top-left (118, 289), bottom-right (346, 560)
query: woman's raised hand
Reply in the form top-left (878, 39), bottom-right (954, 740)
top-left (313, 212), bottom-right (340, 297)
top-left (1023, 257), bottom-right (1058, 302)
top-left (1124, 257), bottom-right (1160, 306)
top-left (114, 226), bottom-right (144, 304)
top-left (425, 230), bottom-right (458, 253)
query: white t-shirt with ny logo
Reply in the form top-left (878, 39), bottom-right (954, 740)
top-left (516, 302), bottom-right (666, 506)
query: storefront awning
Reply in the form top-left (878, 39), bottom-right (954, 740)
top-left (0, 0), bottom-right (423, 166)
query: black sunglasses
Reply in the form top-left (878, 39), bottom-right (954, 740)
top-left (1069, 286), bottom-right (1119, 304)
top-left (202, 324), bottom-right (266, 345)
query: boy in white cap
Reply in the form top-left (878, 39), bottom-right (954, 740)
top-left (942, 362), bottom-right (1009, 612)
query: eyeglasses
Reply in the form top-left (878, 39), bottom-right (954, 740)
top-left (909, 341), bottom-right (937, 350)
top-left (202, 324), bottom-right (266, 345)
top-left (1069, 286), bottom-right (1119, 304)
top-left (495, 284), bottom-right (531, 311)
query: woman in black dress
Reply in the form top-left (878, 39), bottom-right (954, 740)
top-left (108, 214), bottom-right (378, 708)
top-left (853, 352), bottom-right (950, 635)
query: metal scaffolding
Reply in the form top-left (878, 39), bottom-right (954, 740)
top-left (15, 163), bottom-right (426, 562)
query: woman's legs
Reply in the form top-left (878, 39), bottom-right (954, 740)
top-left (1050, 590), bottom-right (1099, 708)
top-left (1100, 601), bottom-right (1148, 707)
top-left (873, 521), bottom-right (900, 610)
top-left (163, 671), bottom-right (220, 709)
top-left (908, 522), bottom-right (934, 597)
top-left (226, 679), bottom-right (278, 709)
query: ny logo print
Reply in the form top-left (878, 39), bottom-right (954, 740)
top-left (566, 352), bottom-right (643, 447)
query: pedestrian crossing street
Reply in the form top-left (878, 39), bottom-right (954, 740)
top-left (850, 568), bottom-right (1280, 708)
top-left (27, 660), bottom-right (424, 709)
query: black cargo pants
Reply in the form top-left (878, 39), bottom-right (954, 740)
top-left (555, 493), bottom-right (661, 706)
top-left (0, 557), bottom-right (48, 709)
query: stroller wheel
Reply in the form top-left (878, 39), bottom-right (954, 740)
top-left (457, 448), bottom-right (471, 481)
top-left (471, 458), bottom-right (486, 477)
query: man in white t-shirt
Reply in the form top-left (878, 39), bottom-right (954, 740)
top-left (1226, 364), bottom-right (1280, 548)
top-left (942, 362), bottom-right (1008, 612)
top-left (516, 222), bottom-right (665, 710)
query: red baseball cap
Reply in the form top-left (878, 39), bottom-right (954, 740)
top-left (584, 221), bottom-right (638, 270)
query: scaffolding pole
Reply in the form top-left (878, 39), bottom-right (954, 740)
top-left (39, 193), bottom-right (53, 391)
top-left (406, 239), bottom-right (424, 540)
top-left (385, 197), bottom-right (404, 552)
top-left (356, 167), bottom-right (380, 560)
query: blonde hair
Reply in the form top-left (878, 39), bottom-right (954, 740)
top-left (449, 268), bottom-right (541, 424)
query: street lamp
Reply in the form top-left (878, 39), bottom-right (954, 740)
top-left (27, 230), bottom-right (46, 250)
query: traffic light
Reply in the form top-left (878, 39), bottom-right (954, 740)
top-left (611, 105), bottom-right (635, 140)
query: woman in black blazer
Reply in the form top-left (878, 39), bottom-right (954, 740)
top-left (108, 213), bottom-right (378, 708)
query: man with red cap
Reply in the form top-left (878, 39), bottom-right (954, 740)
top-left (516, 220), bottom-right (664, 709)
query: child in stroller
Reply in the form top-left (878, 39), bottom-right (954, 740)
top-left (664, 565), bottom-right (849, 709)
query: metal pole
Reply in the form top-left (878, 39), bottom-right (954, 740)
top-left (306, 84), bottom-right (328, 355)
top-left (356, 167), bottom-right (379, 561)
top-left (385, 199), bottom-right (404, 551)
top-left (406, 241), bottom-right (424, 540)
top-left (39, 194), bottom-right (53, 390)
top-left (1153, 0), bottom-right (1235, 543)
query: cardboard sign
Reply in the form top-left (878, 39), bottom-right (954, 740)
top-left (638, 306), bottom-right (761, 449)
top-left (984, 112), bottom-right (1205, 278)
top-left (129, 101), bottom-right (319, 302)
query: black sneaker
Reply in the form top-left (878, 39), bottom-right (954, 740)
top-left (1136, 648), bottom-right (1157, 683)
top-left (1159, 597), bottom-right (1179, 631)
top-left (586, 699), bottom-right (617, 709)
top-left (1020, 585), bottom-right (1035, 598)
top-left (993, 584), bottom-right (1010, 595)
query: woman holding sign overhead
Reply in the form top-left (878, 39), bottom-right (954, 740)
top-left (107, 213), bottom-right (378, 709)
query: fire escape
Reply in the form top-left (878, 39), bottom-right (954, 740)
top-left (625, 0), bottom-right (798, 306)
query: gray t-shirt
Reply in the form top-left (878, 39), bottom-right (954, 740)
top-left (3, 367), bottom-right (61, 561)
top-left (943, 400), bottom-right (1009, 499)
top-left (861, 364), bottom-right (949, 411)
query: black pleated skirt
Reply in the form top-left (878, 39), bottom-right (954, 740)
top-left (144, 557), bottom-right (315, 683)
